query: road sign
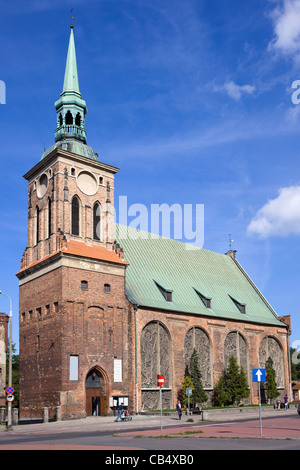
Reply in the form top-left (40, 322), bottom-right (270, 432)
top-left (6, 387), bottom-right (14, 395)
top-left (252, 368), bottom-right (266, 383)
top-left (157, 375), bottom-right (165, 387)
top-left (6, 395), bottom-right (14, 402)
top-left (186, 388), bottom-right (193, 396)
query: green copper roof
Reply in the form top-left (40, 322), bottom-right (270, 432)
top-left (62, 27), bottom-right (80, 95)
top-left (115, 224), bottom-right (284, 327)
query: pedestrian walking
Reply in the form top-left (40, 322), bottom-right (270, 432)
top-left (115, 402), bottom-right (123, 421)
top-left (176, 400), bottom-right (183, 420)
top-left (297, 403), bottom-right (300, 416)
top-left (284, 394), bottom-right (289, 410)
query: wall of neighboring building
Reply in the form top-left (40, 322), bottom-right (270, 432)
top-left (0, 313), bottom-right (9, 406)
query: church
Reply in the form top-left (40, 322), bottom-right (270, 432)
top-left (17, 27), bottom-right (292, 420)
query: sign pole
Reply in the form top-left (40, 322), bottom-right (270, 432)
top-left (258, 382), bottom-right (262, 436)
top-left (157, 375), bottom-right (165, 432)
top-left (160, 386), bottom-right (162, 432)
top-left (252, 368), bottom-right (265, 437)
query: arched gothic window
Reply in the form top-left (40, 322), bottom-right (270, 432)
top-left (47, 198), bottom-right (52, 238)
top-left (71, 196), bottom-right (80, 236)
top-left (140, 321), bottom-right (172, 410)
top-left (184, 327), bottom-right (213, 388)
top-left (75, 112), bottom-right (81, 126)
top-left (65, 110), bottom-right (73, 125)
top-left (93, 202), bottom-right (101, 240)
top-left (35, 206), bottom-right (40, 244)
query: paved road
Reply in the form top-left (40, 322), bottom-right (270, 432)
top-left (0, 408), bottom-right (299, 451)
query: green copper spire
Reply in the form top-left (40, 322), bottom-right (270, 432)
top-left (54, 25), bottom-right (87, 144)
top-left (62, 26), bottom-right (80, 95)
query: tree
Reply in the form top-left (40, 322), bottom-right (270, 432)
top-left (180, 376), bottom-right (194, 407)
top-left (188, 348), bottom-right (208, 407)
top-left (214, 374), bottom-right (231, 406)
top-left (290, 347), bottom-right (300, 380)
top-left (214, 354), bottom-right (250, 406)
top-left (265, 356), bottom-right (279, 402)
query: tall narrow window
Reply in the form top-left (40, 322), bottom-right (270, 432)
top-left (47, 198), bottom-right (52, 238)
top-left (93, 202), bottom-right (101, 240)
top-left (35, 206), bottom-right (40, 244)
top-left (65, 110), bottom-right (73, 125)
top-left (71, 196), bottom-right (80, 236)
top-left (75, 112), bottom-right (81, 126)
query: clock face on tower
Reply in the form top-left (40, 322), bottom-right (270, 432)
top-left (76, 170), bottom-right (97, 196)
top-left (37, 173), bottom-right (48, 199)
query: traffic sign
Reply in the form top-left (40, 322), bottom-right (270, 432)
top-left (252, 368), bottom-right (266, 383)
top-left (157, 375), bottom-right (165, 387)
top-left (6, 387), bottom-right (14, 395)
top-left (6, 395), bottom-right (14, 402)
top-left (186, 388), bottom-right (193, 396)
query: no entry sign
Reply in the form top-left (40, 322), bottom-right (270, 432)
top-left (157, 375), bottom-right (165, 387)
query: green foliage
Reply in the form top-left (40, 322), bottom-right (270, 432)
top-left (180, 376), bottom-right (194, 406)
top-left (290, 347), bottom-right (300, 380)
top-left (214, 354), bottom-right (250, 406)
top-left (188, 348), bottom-right (208, 407)
top-left (265, 356), bottom-right (279, 401)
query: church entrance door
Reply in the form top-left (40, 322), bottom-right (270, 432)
top-left (85, 368), bottom-right (108, 416)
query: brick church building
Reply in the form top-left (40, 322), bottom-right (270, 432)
top-left (17, 27), bottom-right (292, 420)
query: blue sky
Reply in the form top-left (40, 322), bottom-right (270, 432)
top-left (0, 0), bottom-right (300, 353)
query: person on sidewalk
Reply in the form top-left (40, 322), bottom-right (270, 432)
top-left (115, 402), bottom-right (123, 421)
top-left (284, 394), bottom-right (289, 410)
top-left (176, 400), bottom-right (183, 420)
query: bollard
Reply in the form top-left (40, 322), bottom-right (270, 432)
top-left (12, 408), bottom-right (18, 425)
top-left (42, 407), bottom-right (49, 423)
top-left (55, 406), bottom-right (62, 421)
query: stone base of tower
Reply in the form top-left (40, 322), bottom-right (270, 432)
top-left (17, 241), bottom-right (131, 421)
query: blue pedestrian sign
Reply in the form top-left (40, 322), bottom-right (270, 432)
top-left (252, 368), bottom-right (266, 383)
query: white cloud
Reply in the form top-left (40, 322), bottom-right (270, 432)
top-left (247, 186), bottom-right (300, 237)
top-left (214, 81), bottom-right (256, 101)
top-left (269, 0), bottom-right (300, 54)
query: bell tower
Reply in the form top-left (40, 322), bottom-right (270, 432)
top-left (17, 27), bottom-right (131, 421)
top-left (54, 25), bottom-right (87, 145)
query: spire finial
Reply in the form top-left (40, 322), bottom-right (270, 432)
top-left (70, 8), bottom-right (76, 29)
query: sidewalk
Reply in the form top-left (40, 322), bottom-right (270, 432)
top-left (0, 406), bottom-right (298, 440)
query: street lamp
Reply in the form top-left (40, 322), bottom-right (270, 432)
top-left (0, 291), bottom-right (13, 430)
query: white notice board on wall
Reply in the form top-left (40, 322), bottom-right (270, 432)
top-left (114, 359), bottom-right (122, 382)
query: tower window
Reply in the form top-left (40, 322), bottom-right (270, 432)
top-left (99, 176), bottom-right (103, 185)
top-left (47, 198), bottom-right (52, 238)
top-left (93, 202), bottom-right (101, 241)
top-left (35, 206), bottom-right (40, 244)
top-left (75, 112), bottom-right (81, 126)
top-left (71, 196), bottom-right (80, 236)
top-left (65, 110), bottom-right (73, 125)
top-left (81, 280), bottom-right (88, 290)
top-left (59, 113), bottom-right (63, 126)
top-left (104, 284), bottom-right (111, 293)
top-left (70, 167), bottom-right (76, 176)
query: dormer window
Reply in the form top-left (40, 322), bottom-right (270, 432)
top-left (229, 295), bottom-right (246, 314)
top-left (155, 281), bottom-right (173, 302)
top-left (194, 289), bottom-right (211, 308)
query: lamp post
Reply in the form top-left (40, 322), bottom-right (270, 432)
top-left (0, 291), bottom-right (13, 430)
